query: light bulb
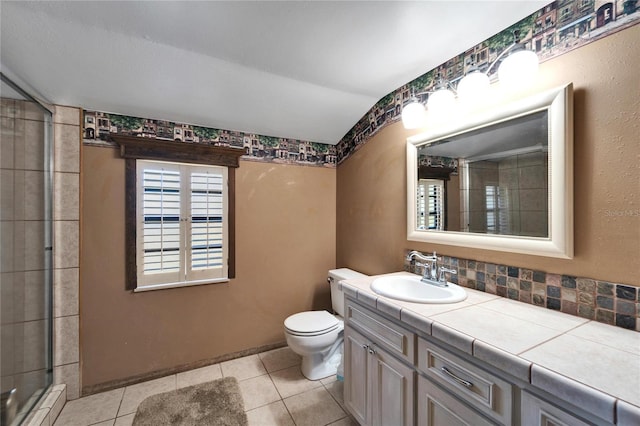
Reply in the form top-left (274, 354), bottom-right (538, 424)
top-left (457, 70), bottom-right (490, 103)
top-left (401, 100), bottom-right (427, 129)
top-left (498, 48), bottom-right (539, 90)
top-left (427, 88), bottom-right (456, 112)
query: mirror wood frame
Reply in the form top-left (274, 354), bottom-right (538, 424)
top-left (407, 83), bottom-right (574, 259)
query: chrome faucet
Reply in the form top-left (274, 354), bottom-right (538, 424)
top-left (406, 250), bottom-right (438, 283)
top-left (406, 250), bottom-right (456, 287)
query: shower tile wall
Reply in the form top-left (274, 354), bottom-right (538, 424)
top-left (463, 153), bottom-right (547, 236)
top-left (51, 106), bottom-right (81, 400)
top-left (1, 99), bottom-right (49, 403)
top-left (499, 152), bottom-right (548, 237)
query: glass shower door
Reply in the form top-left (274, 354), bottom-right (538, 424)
top-left (0, 73), bottom-right (54, 425)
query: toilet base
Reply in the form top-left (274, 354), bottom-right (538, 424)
top-left (300, 352), bottom-right (339, 381)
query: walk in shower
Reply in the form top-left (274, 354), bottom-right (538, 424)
top-left (0, 73), bottom-right (54, 425)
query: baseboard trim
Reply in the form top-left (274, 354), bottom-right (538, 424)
top-left (81, 341), bottom-right (287, 396)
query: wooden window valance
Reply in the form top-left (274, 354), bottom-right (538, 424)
top-left (109, 134), bottom-right (246, 167)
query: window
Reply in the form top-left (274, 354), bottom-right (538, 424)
top-left (136, 160), bottom-right (228, 290)
top-left (485, 185), bottom-right (497, 233)
top-left (485, 185), bottom-right (510, 234)
top-left (110, 134), bottom-right (245, 292)
top-left (417, 179), bottom-right (445, 230)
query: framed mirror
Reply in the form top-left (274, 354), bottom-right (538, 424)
top-left (407, 84), bottom-right (573, 258)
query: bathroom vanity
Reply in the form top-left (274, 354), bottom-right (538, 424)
top-left (341, 272), bottom-right (640, 426)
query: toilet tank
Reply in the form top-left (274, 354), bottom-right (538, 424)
top-left (328, 268), bottom-right (367, 317)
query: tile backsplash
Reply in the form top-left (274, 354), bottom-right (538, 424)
top-left (404, 252), bottom-right (639, 332)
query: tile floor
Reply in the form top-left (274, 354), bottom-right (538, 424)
top-left (53, 347), bottom-right (357, 426)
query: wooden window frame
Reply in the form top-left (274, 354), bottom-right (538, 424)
top-left (110, 135), bottom-right (245, 290)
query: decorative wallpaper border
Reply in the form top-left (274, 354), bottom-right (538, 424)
top-left (405, 252), bottom-right (639, 332)
top-left (82, 110), bottom-right (337, 168)
top-left (81, 3), bottom-right (639, 169)
top-left (336, 1), bottom-right (640, 164)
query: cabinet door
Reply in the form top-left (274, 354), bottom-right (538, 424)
top-left (344, 326), bottom-right (370, 425)
top-left (370, 345), bottom-right (415, 426)
top-left (521, 391), bottom-right (592, 426)
top-left (417, 376), bottom-right (495, 426)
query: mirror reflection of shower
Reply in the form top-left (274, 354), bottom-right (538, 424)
top-left (415, 109), bottom-right (549, 238)
top-left (0, 72), bottom-right (54, 426)
top-left (461, 146), bottom-right (548, 237)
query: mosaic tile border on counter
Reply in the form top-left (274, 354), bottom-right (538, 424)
top-left (404, 254), bottom-right (639, 332)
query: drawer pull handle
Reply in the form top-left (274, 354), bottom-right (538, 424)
top-left (441, 366), bottom-right (473, 388)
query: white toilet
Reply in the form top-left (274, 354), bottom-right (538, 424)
top-left (284, 268), bottom-right (367, 380)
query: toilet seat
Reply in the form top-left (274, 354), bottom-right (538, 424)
top-left (284, 311), bottom-right (341, 336)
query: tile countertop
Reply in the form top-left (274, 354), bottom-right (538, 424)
top-left (340, 272), bottom-right (640, 424)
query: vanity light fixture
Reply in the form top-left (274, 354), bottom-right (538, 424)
top-left (401, 30), bottom-right (539, 129)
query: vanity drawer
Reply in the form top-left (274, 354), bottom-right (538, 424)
top-left (417, 338), bottom-right (513, 425)
top-left (345, 299), bottom-right (415, 363)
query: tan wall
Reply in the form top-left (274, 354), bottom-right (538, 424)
top-left (81, 147), bottom-right (336, 388)
top-left (337, 25), bottom-right (640, 287)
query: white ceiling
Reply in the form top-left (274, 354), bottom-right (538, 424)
top-left (0, 1), bottom-right (548, 144)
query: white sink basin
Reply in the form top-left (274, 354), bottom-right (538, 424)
top-left (370, 275), bottom-right (467, 304)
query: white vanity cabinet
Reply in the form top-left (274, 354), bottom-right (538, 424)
top-left (344, 299), bottom-right (415, 426)
top-left (343, 295), bottom-right (626, 426)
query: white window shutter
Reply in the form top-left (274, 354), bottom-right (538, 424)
top-left (136, 160), bottom-right (228, 290)
top-left (187, 167), bottom-right (228, 281)
top-left (137, 161), bottom-right (183, 286)
top-left (418, 179), bottom-right (445, 231)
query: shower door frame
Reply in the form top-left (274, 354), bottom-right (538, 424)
top-left (0, 72), bottom-right (55, 425)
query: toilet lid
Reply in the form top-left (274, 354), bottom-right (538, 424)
top-left (284, 310), bottom-right (339, 335)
